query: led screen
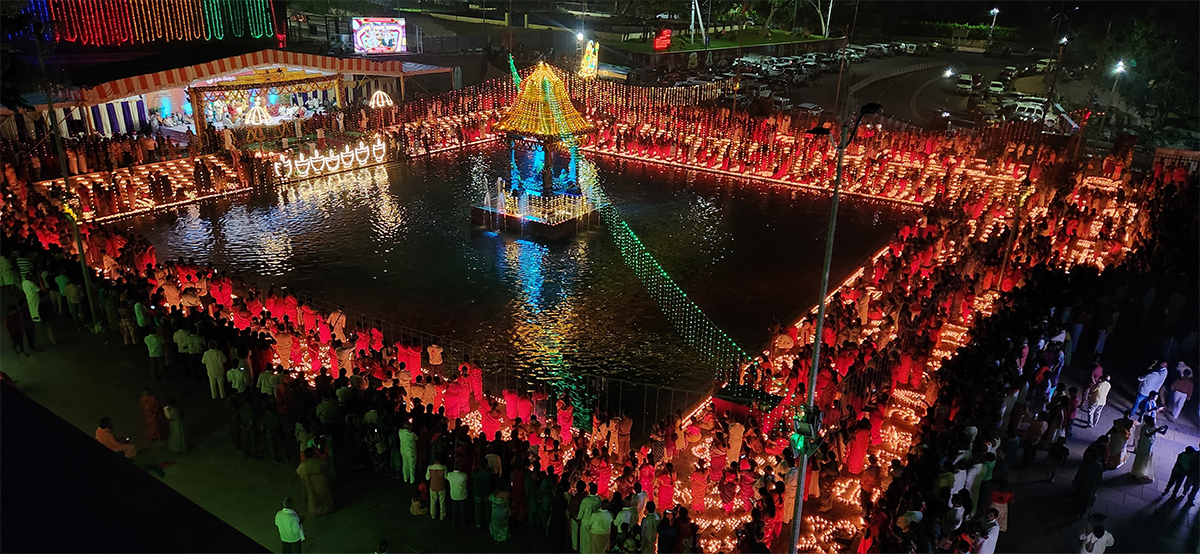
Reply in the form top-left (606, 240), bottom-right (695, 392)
top-left (352, 17), bottom-right (406, 54)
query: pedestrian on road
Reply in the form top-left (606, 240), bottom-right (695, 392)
top-left (164, 398), bottom-right (186, 453)
top-left (139, 388), bottom-right (167, 441)
top-left (1071, 449), bottom-right (1104, 517)
top-left (1078, 524), bottom-right (1114, 554)
top-left (1163, 446), bottom-right (1197, 498)
top-left (1168, 364), bottom-right (1193, 421)
top-left (1134, 362), bottom-right (1168, 416)
top-left (275, 497), bottom-right (304, 554)
top-left (5, 304), bottom-right (33, 355)
top-left (297, 447), bottom-right (333, 516)
top-left (1085, 376), bottom-right (1111, 428)
top-left (202, 340), bottom-right (228, 399)
top-left (1130, 415), bottom-right (1168, 482)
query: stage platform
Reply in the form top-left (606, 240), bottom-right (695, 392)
top-left (471, 204), bottom-right (601, 240)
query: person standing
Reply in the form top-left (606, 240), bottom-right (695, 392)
top-left (1078, 524), bottom-right (1114, 554)
top-left (447, 462), bottom-right (470, 526)
top-left (576, 482), bottom-right (601, 554)
top-left (426, 458), bottom-right (448, 521)
top-left (144, 328), bottom-right (169, 381)
top-left (164, 398), bottom-right (186, 453)
top-left (489, 484), bottom-right (512, 542)
top-left (297, 448), bottom-right (333, 516)
top-left (586, 499), bottom-right (614, 554)
top-left (1085, 375), bottom-right (1112, 428)
top-left (1134, 362), bottom-right (1168, 416)
top-left (640, 501), bottom-right (661, 554)
top-left (1163, 447), bottom-right (1197, 498)
top-left (202, 341), bottom-right (228, 400)
top-left (472, 462), bottom-right (495, 529)
top-left (275, 497), bottom-right (305, 553)
top-left (1130, 416), bottom-right (1168, 482)
top-left (974, 508), bottom-right (1001, 554)
top-left (139, 388), bottom-right (167, 442)
top-left (398, 422), bottom-right (417, 484)
top-left (1168, 365), bottom-right (1193, 421)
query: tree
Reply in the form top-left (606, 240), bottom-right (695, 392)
top-left (1108, 17), bottom-right (1199, 126)
top-left (758, 0), bottom-right (789, 36)
top-left (0, 5), bottom-right (38, 112)
top-left (801, 0), bottom-right (832, 37)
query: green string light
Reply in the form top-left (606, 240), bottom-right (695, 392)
top-left (543, 84), bottom-right (751, 382)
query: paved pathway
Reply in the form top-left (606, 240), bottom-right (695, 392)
top-left (1, 320), bottom-right (562, 553)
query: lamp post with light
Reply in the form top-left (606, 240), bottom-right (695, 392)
top-left (787, 101), bottom-right (882, 554)
top-left (1097, 59), bottom-right (1125, 135)
top-left (988, 7), bottom-right (1000, 41)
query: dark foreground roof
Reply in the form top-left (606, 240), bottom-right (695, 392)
top-left (0, 383), bottom-right (268, 553)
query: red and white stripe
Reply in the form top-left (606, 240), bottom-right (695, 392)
top-left (81, 49), bottom-right (451, 105)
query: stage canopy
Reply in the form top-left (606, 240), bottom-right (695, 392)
top-left (78, 49), bottom-right (452, 106)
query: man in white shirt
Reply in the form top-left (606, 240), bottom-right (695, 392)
top-left (258, 366), bottom-right (279, 396)
top-left (576, 483), bottom-right (601, 554)
top-left (1078, 524), bottom-right (1115, 554)
top-left (728, 418), bottom-right (746, 460)
top-left (202, 341), bottom-right (228, 399)
top-left (427, 343), bottom-right (444, 373)
top-left (275, 497), bottom-right (304, 553)
top-left (1087, 375), bottom-right (1112, 428)
top-left (973, 508), bottom-right (1001, 554)
top-left (446, 463), bottom-right (470, 526)
top-left (586, 500), bottom-right (614, 554)
top-left (227, 365), bottom-right (248, 394)
top-left (640, 501), bottom-right (661, 554)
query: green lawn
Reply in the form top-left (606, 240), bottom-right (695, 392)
top-left (602, 30), bottom-right (829, 54)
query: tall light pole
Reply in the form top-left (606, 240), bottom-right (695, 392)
top-left (787, 101), bottom-right (882, 554)
top-left (32, 22), bottom-right (100, 326)
top-left (988, 7), bottom-right (1000, 41)
top-left (1097, 59), bottom-right (1125, 135)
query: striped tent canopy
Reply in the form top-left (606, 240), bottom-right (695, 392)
top-left (495, 62), bottom-right (593, 142)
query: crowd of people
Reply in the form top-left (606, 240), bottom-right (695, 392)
top-left (0, 132), bottom-right (191, 184)
top-left (2, 69), bottom-right (1197, 554)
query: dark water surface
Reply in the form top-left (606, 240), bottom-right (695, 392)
top-left (123, 145), bottom-right (909, 385)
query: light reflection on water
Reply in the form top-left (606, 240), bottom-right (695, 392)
top-left (123, 146), bottom-right (907, 385)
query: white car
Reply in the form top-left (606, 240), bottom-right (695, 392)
top-left (796, 102), bottom-right (823, 115)
top-left (773, 96), bottom-right (792, 111)
top-left (987, 81), bottom-right (1006, 96)
top-left (655, 12), bottom-right (679, 19)
top-left (1012, 102), bottom-right (1045, 122)
top-left (955, 74), bottom-right (975, 94)
top-left (1035, 58), bottom-right (1054, 73)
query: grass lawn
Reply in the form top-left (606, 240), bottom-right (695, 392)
top-left (603, 30), bottom-right (829, 54)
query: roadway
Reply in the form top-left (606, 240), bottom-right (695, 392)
top-left (780, 51), bottom-right (1038, 127)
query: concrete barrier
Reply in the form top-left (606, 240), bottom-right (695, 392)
top-left (848, 60), bottom-right (944, 94)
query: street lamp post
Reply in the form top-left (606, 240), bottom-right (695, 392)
top-left (988, 8), bottom-right (1000, 41)
top-left (787, 101), bottom-right (882, 554)
top-left (1097, 59), bottom-right (1125, 135)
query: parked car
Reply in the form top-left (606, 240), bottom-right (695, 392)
top-left (1011, 102), bottom-right (1045, 123)
top-left (773, 96), bottom-right (793, 111)
top-left (987, 80), bottom-right (1006, 96)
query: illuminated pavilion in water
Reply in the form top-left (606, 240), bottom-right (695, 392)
top-left (472, 62), bottom-right (600, 240)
